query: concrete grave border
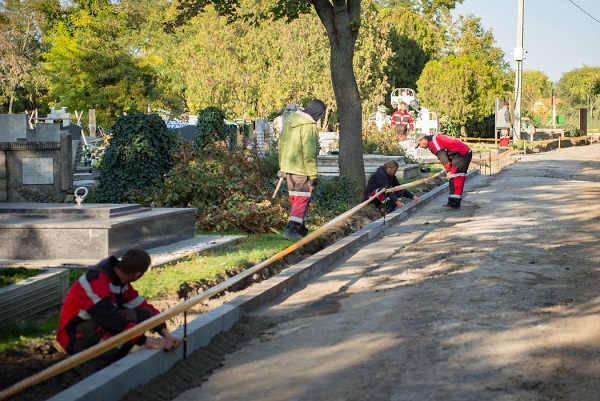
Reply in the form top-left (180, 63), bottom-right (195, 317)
top-left (0, 268), bottom-right (69, 328)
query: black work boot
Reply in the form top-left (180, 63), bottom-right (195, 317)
top-left (283, 222), bottom-right (303, 241)
top-left (299, 223), bottom-right (308, 237)
top-left (443, 199), bottom-right (460, 209)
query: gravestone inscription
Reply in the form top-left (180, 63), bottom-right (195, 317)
top-left (22, 157), bottom-right (54, 185)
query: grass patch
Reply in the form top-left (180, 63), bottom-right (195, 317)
top-left (0, 235), bottom-right (290, 350)
top-left (423, 163), bottom-right (443, 174)
top-left (134, 234), bottom-right (291, 299)
top-left (0, 313), bottom-right (59, 352)
top-left (0, 267), bottom-right (44, 288)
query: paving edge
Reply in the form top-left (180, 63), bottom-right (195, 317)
top-left (47, 169), bottom-right (479, 401)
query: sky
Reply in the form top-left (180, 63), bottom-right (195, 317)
top-left (452, 0), bottom-right (600, 83)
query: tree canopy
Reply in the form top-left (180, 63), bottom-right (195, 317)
top-left (42, 3), bottom-right (161, 128)
top-left (2, 0), bottom-right (597, 143)
top-left (417, 55), bottom-right (503, 135)
top-left (521, 70), bottom-right (552, 112)
top-left (556, 66), bottom-right (600, 119)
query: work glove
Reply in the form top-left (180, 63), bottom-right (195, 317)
top-left (277, 170), bottom-right (287, 179)
top-left (309, 177), bottom-right (318, 188)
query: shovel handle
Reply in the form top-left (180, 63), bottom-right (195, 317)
top-left (272, 177), bottom-right (284, 199)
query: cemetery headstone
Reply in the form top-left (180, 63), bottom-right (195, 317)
top-left (0, 113), bottom-right (73, 202)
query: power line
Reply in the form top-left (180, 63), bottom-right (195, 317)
top-left (568, 0), bottom-right (600, 24)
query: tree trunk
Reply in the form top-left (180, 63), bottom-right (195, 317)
top-left (313, 0), bottom-right (365, 193)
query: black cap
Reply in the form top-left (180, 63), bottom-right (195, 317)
top-left (303, 99), bottom-right (326, 122)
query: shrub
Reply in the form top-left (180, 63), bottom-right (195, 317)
top-left (196, 106), bottom-right (230, 149)
top-left (439, 115), bottom-right (461, 137)
top-left (93, 112), bottom-right (178, 203)
top-left (309, 176), bottom-right (361, 225)
top-left (136, 143), bottom-right (288, 233)
top-left (564, 123), bottom-right (584, 137)
top-left (362, 123), bottom-right (407, 156)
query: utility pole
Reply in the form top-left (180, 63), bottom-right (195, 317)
top-left (551, 84), bottom-right (556, 129)
top-left (513, 0), bottom-right (525, 140)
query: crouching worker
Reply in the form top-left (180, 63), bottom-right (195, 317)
top-left (364, 160), bottom-right (421, 214)
top-left (57, 248), bottom-right (181, 377)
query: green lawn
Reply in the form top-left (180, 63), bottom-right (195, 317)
top-left (0, 313), bottom-right (59, 352)
top-left (0, 267), bottom-right (44, 288)
top-left (135, 234), bottom-right (291, 299)
top-left (564, 117), bottom-right (600, 132)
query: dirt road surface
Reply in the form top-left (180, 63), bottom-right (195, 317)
top-left (130, 144), bottom-right (600, 401)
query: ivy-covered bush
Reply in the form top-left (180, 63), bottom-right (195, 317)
top-left (94, 112), bottom-right (178, 203)
top-left (196, 106), bottom-right (230, 148)
top-left (136, 142), bottom-right (288, 233)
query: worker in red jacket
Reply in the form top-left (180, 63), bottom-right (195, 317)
top-left (57, 248), bottom-right (181, 376)
top-left (415, 132), bottom-right (472, 209)
top-left (391, 101), bottom-right (414, 134)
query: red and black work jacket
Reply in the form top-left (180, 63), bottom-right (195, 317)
top-left (425, 134), bottom-right (471, 171)
top-left (391, 110), bottom-right (414, 130)
top-left (56, 256), bottom-right (164, 354)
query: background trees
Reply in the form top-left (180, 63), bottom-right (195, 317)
top-left (521, 70), bottom-right (552, 112)
top-left (1, 0), bottom-right (597, 140)
top-left (447, 14), bottom-right (508, 71)
top-left (417, 55), bottom-right (503, 136)
top-left (556, 66), bottom-right (600, 120)
top-left (0, 0), bottom-right (59, 113)
top-left (380, 6), bottom-right (444, 93)
top-left (42, 2), bottom-right (162, 128)
top-left (171, 0), bottom-right (368, 190)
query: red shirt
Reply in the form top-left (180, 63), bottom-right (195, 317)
top-left (391, 110), bottom-right (414, 130)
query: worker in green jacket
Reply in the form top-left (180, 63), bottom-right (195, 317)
top-left (278, 99), bottom-right (326, 241)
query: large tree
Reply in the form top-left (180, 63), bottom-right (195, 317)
top-left (521, 70), bottom-right (552, 113)
top-left (417, 55), bottom-right (504, 136)
top-left (173, 0), bottom-right (366, 190)
top-left (556, 66), bottom-right (600, 119)
top-left (0, 0), bottom-right (60, 113)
